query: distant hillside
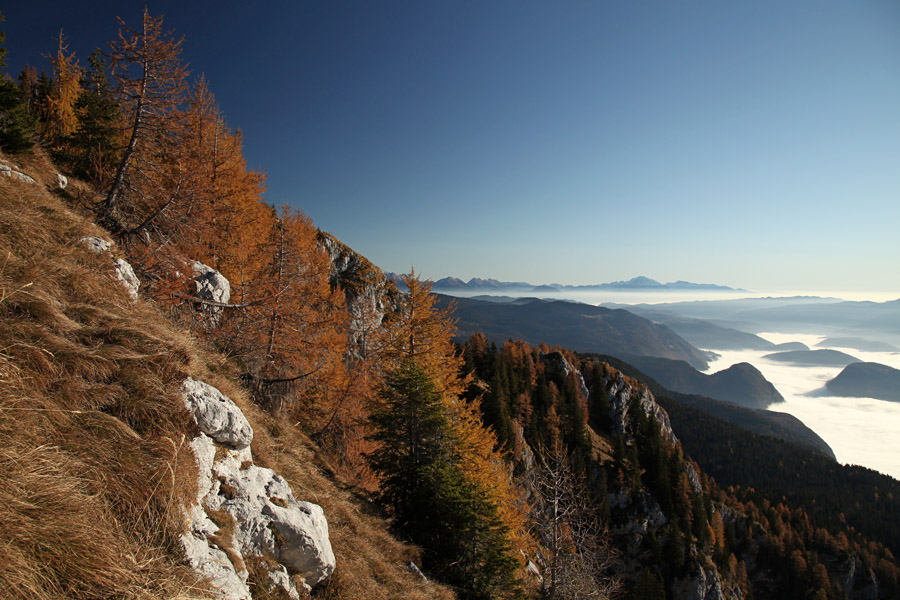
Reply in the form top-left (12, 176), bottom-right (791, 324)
top-left (618, 355), bottom-right (783, 409)
top-left (763, 348), bottom-right (859, 367)
top-left (825, 362), bottom-right (900, 402)
top-left (625, 297), bottom-right (900, 346)
top-left (817, 337), bottom-right (900, 352)
top-left (439, 294), bottom-right (710, 369)
top-left (641, 314), bottom-right (777, 350)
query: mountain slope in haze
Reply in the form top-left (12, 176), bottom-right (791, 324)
top-left (825, 362), bottom-right (900, 402)
top-left (763, 348), bottom-right (860, 367)
top-left (621, 296), bottom-right (900, 346)
top-left (594, 354), bottom-right (834, 459)
top-left (816, 337), bottom-right (900, 352)
top-left (440, 294), bottom-right (710, 369)
top-left (617, 355), bottom-right (784, 409)
top-left (639, 313), bottom-right (778, 350)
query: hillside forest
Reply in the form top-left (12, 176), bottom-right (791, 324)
top-left (1, 9), bottom-right (898, 600)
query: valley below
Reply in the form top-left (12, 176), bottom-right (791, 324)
top-left (702, 332), bottom-right (900, 480)
top-left (438, 283), bottom-right (900, 481)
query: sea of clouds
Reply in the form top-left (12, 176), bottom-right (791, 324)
top-left (703, 333), bottom-right (900, 481)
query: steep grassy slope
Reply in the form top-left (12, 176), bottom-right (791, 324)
top-left (0, 153), bottom-right (454, 600)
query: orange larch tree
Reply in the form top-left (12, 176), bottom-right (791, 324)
top-left (102, 8), bottom-right (189, 235)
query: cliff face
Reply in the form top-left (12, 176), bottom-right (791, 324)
top-left (318, 231), bottom-right (400, 355)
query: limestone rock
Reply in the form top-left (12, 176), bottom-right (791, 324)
top-left (180, 379), bottom-right (335, 597)
top-left (191, 261), bottom-right (231, 327)
top-left (268, 566), bottom-right (301, 600)
top-left (182, 377), bottom-right (253, 450)
top-left (79, 236), bottom-right (111, 253)
top-left (79, 236), bottom-right (140, 301)
top-left (193, 261), bottom-right (231, 305)
top-left (0, 162), bottom-right (36, 184)
top-left (113, 258), bottom-right (140, 301)
top-left (672, 565), bottom-right (732, 600)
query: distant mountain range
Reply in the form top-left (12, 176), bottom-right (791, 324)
top-left (389, 274), bottom-right (746, 293)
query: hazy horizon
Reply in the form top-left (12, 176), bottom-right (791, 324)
top-left (435, 286), bottom-right (899, 305)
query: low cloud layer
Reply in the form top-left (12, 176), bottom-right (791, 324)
top-left (704, 334), bottom-right (900, 480)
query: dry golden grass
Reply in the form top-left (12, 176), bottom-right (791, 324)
top-left (0, 166), bottom-right (209, 599)
top-left (0, 154), bottom-right (456, 599)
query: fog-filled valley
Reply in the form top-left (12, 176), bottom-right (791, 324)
top-left (704, 333), bottom-right (900, 480)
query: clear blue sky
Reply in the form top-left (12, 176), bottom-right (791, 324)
top-left (4, 1), bottom-right (899, 293)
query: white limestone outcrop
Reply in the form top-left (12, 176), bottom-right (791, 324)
top-left (0, 161), bottom-right (37, 184)
top-left (192, 261), bottom-right (231, 327)
top-left (79, 236), bottom-right (140, 301)
top-left (181, 378), bottom-right (335, 598)
top-left (182, 378), bottom-right (253, 450)
top-left (113, 257), bottom-right (140, 301)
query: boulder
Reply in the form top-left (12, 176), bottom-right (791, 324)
top-left (79, 236), bottom-right (111, 253)
top-left (0, 162), bottom-right (36, 184)
top-left (181, 377), bottom-right (253, 450)
top-left (191, 261), bottom-right (231, 327)
top-left (113, 258), bottom-right (140, 301)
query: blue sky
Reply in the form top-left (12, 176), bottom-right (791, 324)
top-left (4, 1), bottom-right (899, 294)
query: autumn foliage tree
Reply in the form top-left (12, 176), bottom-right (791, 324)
top-left (226, 207), bottom-right (348, 416)
top-left (102, 8), bottom-right (189, 235)
top-left (41, 31), bottom-right (80, 148)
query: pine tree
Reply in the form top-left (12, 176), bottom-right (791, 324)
top-left (0, 11), bottom-right (35, 154)
top-left (63, 49), bottom-right (121, 185)
top-left (368, 361), bottom-right (521, 600)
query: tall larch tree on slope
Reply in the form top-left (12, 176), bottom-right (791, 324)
top-left (102, 8), bottom-right (188, 235)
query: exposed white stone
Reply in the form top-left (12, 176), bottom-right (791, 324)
top-left (672, 565), bottom-right (730, 600)
top-left (182, 378), bottom-right (253, 450)
top-left (192, 261), bottom-right (231, 305)
top-left (113, 257), bottom-right (140, 301)
top-left (268, 565), bottom-right (301, 600)
top-left (0, 163), bottom-right (36, 184)
top-left (181, 506), bottom-right (250, 600)
top-left (180, 379), bottom-right (335, 597)
top-left (56, 173), bottom-right (68, 189)
top-left (203, 459), bottom-right (336, 591)
top-left (191, 261), bottom-right (231, 327)
top-left (79, 236), bottom-right (111, 253)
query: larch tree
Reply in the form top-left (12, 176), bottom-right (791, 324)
top-left (102, 8), bottom-right (189, 235)
top-left (41, 31), bottom-right (80, 148)
top-left (232, 207), bottom-right (349, 415)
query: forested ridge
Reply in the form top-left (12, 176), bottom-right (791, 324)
top-left (1, 8), bottom-right (899, 600)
